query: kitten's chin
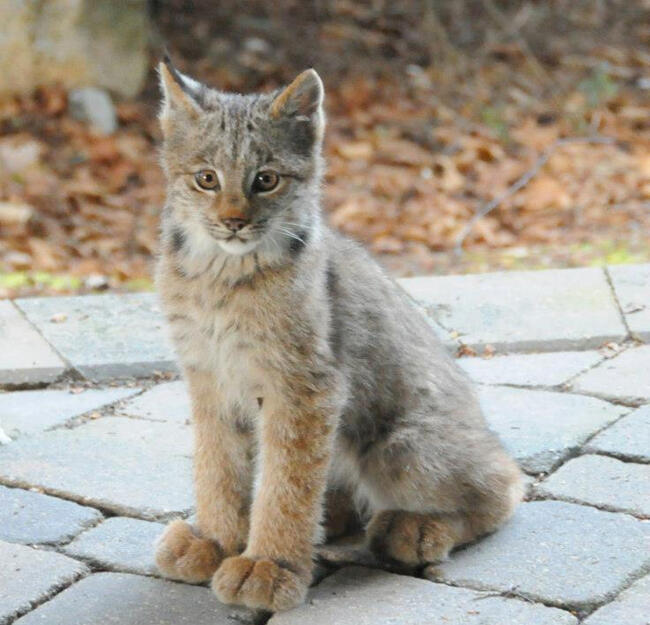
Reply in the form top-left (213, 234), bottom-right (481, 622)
top-left (216, 238), bottom-right (260, 256)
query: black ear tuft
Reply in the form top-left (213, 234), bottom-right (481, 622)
top-left (158, 54), bottom-right (205, 116)
top-left (162, 53), bottom-right (188, 91)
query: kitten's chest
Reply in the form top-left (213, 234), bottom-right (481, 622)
top-left (164, 286), bottom-right (269, 396)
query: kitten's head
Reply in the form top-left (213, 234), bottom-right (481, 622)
top-left (158, 58), bottom-right (325, 258)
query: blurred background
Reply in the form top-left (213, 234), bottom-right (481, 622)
top-left (0, 0), bottom-right (648, 297)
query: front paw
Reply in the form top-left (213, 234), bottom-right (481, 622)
top-left (212, 555), bottom-right (308, 612)
top-left (155, 519), bottom-right (224, 583)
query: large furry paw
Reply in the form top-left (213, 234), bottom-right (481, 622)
top-left (366, 511), bottom-right (458, 566)
top-left (212, 555), bottom-right (308, 612)
top-left (155, 519), bottom-right (224, 583)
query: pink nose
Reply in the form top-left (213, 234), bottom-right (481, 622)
top-left (222, 217), bottom-right (249, 232)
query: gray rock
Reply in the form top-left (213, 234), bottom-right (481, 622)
top-left (607, 263), bottom-right (650, 341)
top-left (269, 567), bottom-right (577, 625)
top-left (0, 0), bottom-right (148, 98)
top-left (571, 346), bottom-right (650, 404)
top-left (68, 88), bottom-right (117, 134)
top-left (13, 572), bottom-right (247, 625)
top-left (15, 294), bottom-right (176, 381)
top-left (584, 574), bottom-right (650, 625)
top-left (63, 517), bottom-right (164, 575)
top-left (537, 454), bottom-right (650, 517)
top-left (399, 267), bottom-right (626, 352)
top-left (427, 501), bottom-right (650, 610)
top-left (586, 404), bottom-right (650, 462)
top-left (0, 540), bottom-right (87, 624)
top-left (118, 381), bottom-right (190, 424)
top-left (459, 351), bottom-right (602, 387)
top-left (0, 485), bottom-right (102, 545)
top-left (478, 386), bottom-right (625, 473)
top-left (0, 417), bottom-right (192, 520)
top-left (0, 301), bottom-right (66, 386)
top-left (0, 386), bottom-right (139, 442)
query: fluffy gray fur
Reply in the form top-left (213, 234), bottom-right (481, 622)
top-left (155, 60), bottom-right (522, 611)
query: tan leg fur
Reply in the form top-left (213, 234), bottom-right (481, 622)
top-left (155, 368), bottom-right (253, 582)
top-left (212, 367), bottom-right (342, 611)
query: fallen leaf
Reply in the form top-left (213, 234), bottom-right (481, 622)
top-left (457, 344), bottom-right (477, 357)
top-left (336, 141), bottom-right (373, 160)
top-left (0, 202), bottom-right (33, 226)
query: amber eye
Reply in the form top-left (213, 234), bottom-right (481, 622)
top-left (252, 170), bottom-right (280, 193)
top-left (194, 169), bottom-right (220, 190)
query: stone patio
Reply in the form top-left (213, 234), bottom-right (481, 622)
top-left (0, 264), bottom-right (648, 625)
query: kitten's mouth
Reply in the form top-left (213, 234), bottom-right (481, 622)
top-left (203, 219), bottom-right (265, 255)
top-left (225, 233), bottom-right (255, 243)
top-left (216, 235), bottom-right (261, 256)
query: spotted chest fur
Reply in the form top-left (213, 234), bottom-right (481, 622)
top-left (159, 262), bottom-right (275, 409)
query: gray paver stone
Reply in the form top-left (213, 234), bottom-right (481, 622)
top-left (522, 473), bottom-right (538, 497)
top-left (0, 540), bottom-right (88, 624)
top-left (13, 572), bottom-right (252, 625)
top-left (608, 263), bottom-right (650, 341)
top-left (584, 574), bottom-right (650, 625)
top-left (118, 381), bottom-right (190, 424)
top-left (0, 301), bottom-right (65, 386)
top-left (399, 267), bottom-right (626, 352)
top-left (0, 485), bottom-right (102, 545)
top-left (459, 351), bottom-right (602, 387)
top-left (478, 386), bottom-right (625, 473)
top-left (427, 500), bottom-right (650, 610)
top-left (15, 294), bottom-right (176, 380)
top-left (572, 345), bottom-right (650, 403)
top-left (0, 386), bottom-right (139, 442)
top-left (269, 567), bottom-right (577, 625)
top-left (410, 301), bottom-right (460, 352)
top-left (536, 454), bottom-right (650, 517)
top-left (585, 404), bottom-right (650, 462)
top-left (62, 517), bottom-right (164, 575)
top-left (0, 417), bottom-right (193, 520)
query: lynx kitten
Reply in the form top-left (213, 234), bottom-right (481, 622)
top-left (154, 58), bottom-right (523, 612)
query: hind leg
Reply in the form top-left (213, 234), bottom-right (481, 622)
top-left (361, 428), bottom-right (523, 566)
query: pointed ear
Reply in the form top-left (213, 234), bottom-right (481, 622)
top-left (158, 56), bottom-right (203, 133)
top-left (270, 69), bottom-right (324, 122)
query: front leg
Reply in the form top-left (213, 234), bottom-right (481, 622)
top-left (156, 368), bottom-right (253, 582)
top-left (212, 369), bottom-right (341, 611)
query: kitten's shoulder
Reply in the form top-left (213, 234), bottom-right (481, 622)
top-left (321, 225), bottom-right (390, 285)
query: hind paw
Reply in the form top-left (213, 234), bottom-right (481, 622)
top-left (366, 511), bottom-right (458, 566)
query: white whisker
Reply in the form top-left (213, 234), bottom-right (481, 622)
top-left (277, 221), bottom-right (308, 229)
top-left (264, 232), bottom-right (283, 256)
top-left (276, 228), bottom-right (306, 246)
